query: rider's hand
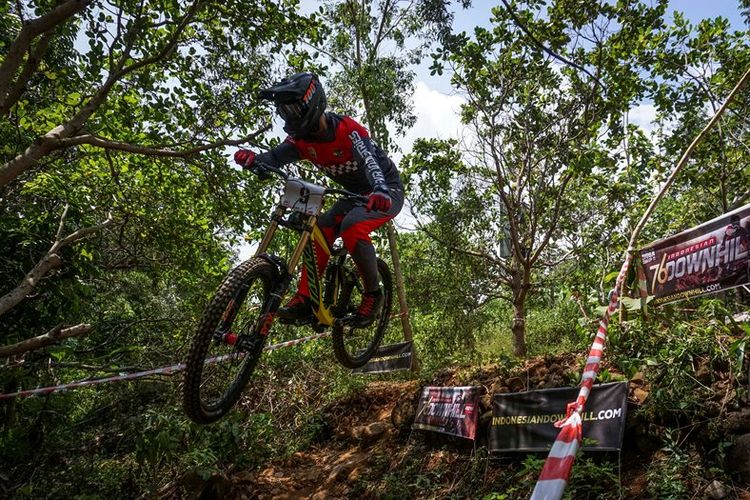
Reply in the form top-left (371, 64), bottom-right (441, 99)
top-left (366, 188), bottom-right (392, 212)
top-left (234, 149), bottom-right (256, 169)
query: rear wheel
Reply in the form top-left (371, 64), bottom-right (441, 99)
top-left (332, 258), bottom-right (392, 369)
top-left (183, 258), bottom-right (276, 424)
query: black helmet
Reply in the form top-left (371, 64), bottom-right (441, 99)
top-left (259, 72), bottom-right (327, 137)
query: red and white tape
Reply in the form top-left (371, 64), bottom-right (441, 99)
top-left (531, 253), bottom-right (632, 500)
top-left (0, 331), bottom-right (331, 401)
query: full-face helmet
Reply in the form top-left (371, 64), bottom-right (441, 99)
top-left (259, 72), bottom-right (327, 137)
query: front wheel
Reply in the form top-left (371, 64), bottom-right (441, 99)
top-left (332, 258), bottom-right (392, 369)
top-left (183, 258), bottom-right (277, 424)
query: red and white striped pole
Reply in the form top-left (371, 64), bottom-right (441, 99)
top-left (531, 253), bottom-right (632, 500)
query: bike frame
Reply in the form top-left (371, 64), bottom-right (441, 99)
top-left (253, 179), bottom-right (348, 328)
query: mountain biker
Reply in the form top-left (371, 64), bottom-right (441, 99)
top-left (234, 72), bottom-right (404, 327)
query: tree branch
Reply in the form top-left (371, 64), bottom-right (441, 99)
top-left (0, 324), bottom-right (92, 358)
top-left (0, 0), bottom-right (93, 104)
top-left (0, 210), bottom-right (114, 317)
top-left (627, 64), bottom-right (750, 250)
top-left (56, 213), bottom-right (114, 250)
top-left (499, 0), bottom-right (606, 92)
top-left (56, 124), bottom-right (270, 158)
top-left (529, 168), bottom-right (575, 265)
top-left (730, 190), bottom-right (750, 210)
top-left (370, 0), bottom-right (394, 59)
top-left (411, 206), bottom-right (512, 276)
top-left (0, 1), bottom-right (204, 188)
top-left (0, 254), bottom-right (63, 317)
top-left (0, 30), bottom-right (54, 115)
top-left (55, 203), bottom-right (71, 242)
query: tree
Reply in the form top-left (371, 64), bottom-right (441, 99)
top-left (311, 0), bottom-right (469, 351)
top-left (318, 0), bottom-right (468, 151)
top-left (409, 0), bottom-right (670, 356)
top-left (0, 1), bottom-right (319, 187)
top-left (0, 0), bottom-right (322, 357)
top-left (648, 12), bottom-right (750, 217)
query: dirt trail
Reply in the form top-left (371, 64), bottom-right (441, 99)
top-left (190, 352), bottom-right (750, 499)
top-left (230, 380), bottom-right (421, 499)
top-left (223, 353), bottom-right (628, 499)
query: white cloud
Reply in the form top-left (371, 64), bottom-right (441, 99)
top-left (391, 80), bottom-right (466, 163)
top-left (389, 81), bottom-right (466, 230)
top-left (628, 103), bottom-right (657, 134)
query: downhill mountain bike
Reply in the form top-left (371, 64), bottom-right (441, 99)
top-left (183, 163), bottom-right (392, 424)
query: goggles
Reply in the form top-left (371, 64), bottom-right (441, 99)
top-left (276, 101), bottom-right (306, 122)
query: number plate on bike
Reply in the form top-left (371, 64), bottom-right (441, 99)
top-left (280, 178), bottom-right (326, 215)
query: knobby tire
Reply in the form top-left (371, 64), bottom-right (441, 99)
top-left (332, 258), bottom-right (392, 369)
top-left (183, 258), bottom-right (276, 424)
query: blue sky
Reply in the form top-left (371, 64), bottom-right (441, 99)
top-left (449, 1), bottom-right (746, 32)
top-left (419, 0), bottom-right (748, 93)
top-left (398, 1), bottom-right (747, 154)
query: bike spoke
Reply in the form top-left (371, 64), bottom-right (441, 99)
top-left (185, 260), bottom-right (274, 423)
top-left (190, 266), bottom-right (269, 415)
top-left (332, 258), bottom-right (392, 368)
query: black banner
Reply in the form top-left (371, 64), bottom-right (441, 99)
top-left (489, 382), bottom-right (628, 452)
top-left (412, 386), bottom-right (480, 440)
top-left (639, 204), bottom-right (750, 305)
top-left (352, 341), bottom-right (413, 374)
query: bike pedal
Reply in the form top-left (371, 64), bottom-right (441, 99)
top-left (335, 315), bottom-right (355, 328)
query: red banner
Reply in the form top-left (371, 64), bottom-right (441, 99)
top-left (639, 204), bottom-right (750, 305)
top-left (412, 386), bottom-right (480, 440)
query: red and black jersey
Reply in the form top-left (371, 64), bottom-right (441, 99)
top-left (255, 113), bottom-right (401, 194)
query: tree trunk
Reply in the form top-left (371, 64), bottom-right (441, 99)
top-left (511, 299), bottom-right (527, 357)
top-left (510, 262), bottom-right (529, 357)
top-left (385, 222), bottom-right (418, 370)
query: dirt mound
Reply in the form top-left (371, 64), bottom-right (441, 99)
top-left (182, 351), bottom-right (750, 499)
top-left (217, 356), bottom-right (607, 499)
top-left (228, 380), bottom-right (419, 499)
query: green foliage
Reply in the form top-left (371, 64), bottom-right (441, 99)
top-left (318, 0), bottom-right (462, 153)
top-left (524, 299), bottom-right (585, 357)
top-left (608, 299), bottom-right (741, 421)
top-left (646, 429), bottom-right (692, 499)
top-left (405, 0), bottom-right (684, 356)
top-left (0, 1), bottom-right (332, 496)
top-left (1, 1), bottom-right (750, 498)
top-left (565, 456), bottom-right (620, 500)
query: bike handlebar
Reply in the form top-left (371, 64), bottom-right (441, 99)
top-left (324, 187), bottom-right (369, 203)
top-left (254, 160), bottom-right (288, 180)
top-left (254, 160), bottom-right (368, 203)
